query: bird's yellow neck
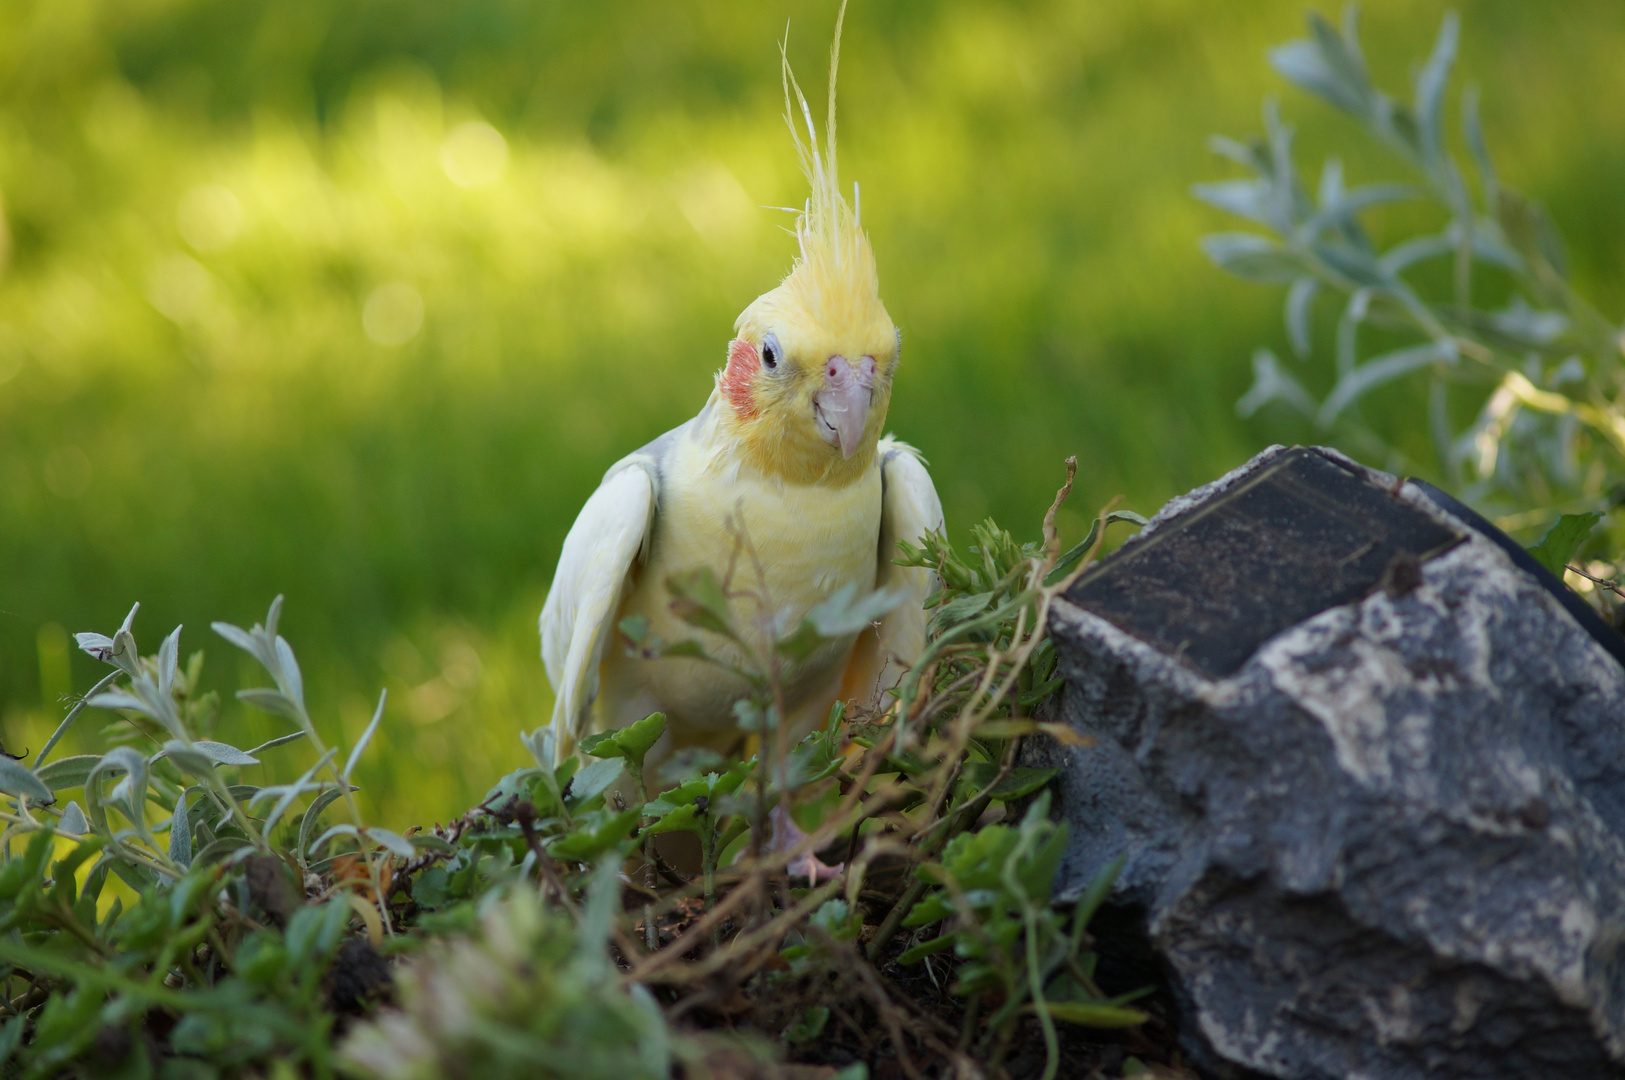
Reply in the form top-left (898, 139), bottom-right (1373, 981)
top-left (708, 392), bottom-right (881, 488)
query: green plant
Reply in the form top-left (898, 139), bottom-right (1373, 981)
top-left (899, 798), bottom-right (1147, 1079)
top-left (1202, 5), bottom-right (1624, 539)
top-left (0, 468), bottom-right (1162, 1078)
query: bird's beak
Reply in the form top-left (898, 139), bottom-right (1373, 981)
top-left (813, 355), bottom-right (876, 459)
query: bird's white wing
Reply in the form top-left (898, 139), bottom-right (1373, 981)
top-left (540, 453), bottom-right (658, 763)
top-left (872, 436), bottom-right (945, 692)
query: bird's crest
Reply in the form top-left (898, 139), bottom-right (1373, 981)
top-left (756, 1), bottom-right (889, 342)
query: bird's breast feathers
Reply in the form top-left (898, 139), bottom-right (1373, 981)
top-left (609, 417), bottom-right (882, 730)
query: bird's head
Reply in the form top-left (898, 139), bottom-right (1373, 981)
top-left (716, 5), bottom-right (898, 487)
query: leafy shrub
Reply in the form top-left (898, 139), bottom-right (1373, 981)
top-left (0, 464), bottom-right (1158, 1079)
top-left (1203, 6), bottom-right (1623, 534)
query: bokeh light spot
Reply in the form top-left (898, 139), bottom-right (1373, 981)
top-left (363, 282), bottom-right (425, 345)
top-left (146, 254), bottom-right (215, 325)
top-left (440, 121), bottom-right (508, 189)
top-left (674, 163), bottom-right (753, 249)
top-left (176, 185), bottom-right (243, 252)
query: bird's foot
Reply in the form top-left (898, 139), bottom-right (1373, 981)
top-left (772, 805), bottom-right (844, 887)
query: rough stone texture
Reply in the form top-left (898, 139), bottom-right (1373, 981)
top-left (1033, 444), bottom-right (1625, 1080)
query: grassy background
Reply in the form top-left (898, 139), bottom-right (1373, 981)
top-left (3, 0), bottom-right (1622, 827)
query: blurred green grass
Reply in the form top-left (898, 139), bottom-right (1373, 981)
top-left (2, 0), bottom-right (1622, 827)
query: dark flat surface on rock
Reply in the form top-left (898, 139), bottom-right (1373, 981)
top-left (1066, 447), bottom-right (1461, 680)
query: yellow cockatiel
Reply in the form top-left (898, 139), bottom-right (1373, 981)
top-left (540, 11), bottom-right (943, 768)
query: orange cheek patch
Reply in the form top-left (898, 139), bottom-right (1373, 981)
top-left (722, 338), bottom-right (760, 418)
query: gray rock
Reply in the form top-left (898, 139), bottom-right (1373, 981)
top-left (1034, 445), bottom-right (1625, 1080)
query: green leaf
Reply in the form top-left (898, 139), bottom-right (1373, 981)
top-left (236, 687), bottom-right (301, 720)
top-left (58, 801), bottom-right (89, 837)
top-left (412, 866), bottom-right (449, 909)
top-left (566, 756), bottom-right (625, 808)
top-left (0, 827), bottom-right (56, 902)
top-left (785, 1006), bottom-right (830, 1044)
top-left (1528, 512), bottom-right (1603, 577)
top-left (1285, 276), bottom-right (1318, 357)
top-left (1200, 233), bottom-right (1307, 283)
top-left (344, 689), bottom-right (388, 782)
top-left (170, 791), bottom-right (192, 867)
top-left (1191, 179), bottom-right (1279, 230)
top-left (1318, 341), bottom-right (1449, 427)
top-left (364, 827), bottom-right (416, 859)
top-left (1046, 511), bottom-right (1149, 585)
top-left (299, 785), bottom-right (354, 863)
top-left (1413, 12), bottom-right (1459, 172)
top-left (548, 808), bottom-right (640, 861)
top-left (958, 764), bottom-right (1058, 803)
top-left (1269, 11), bottom-right (1373, 118)
top-left (1037, 1001), bottom-right (1148, 1028)
top-left (0, 757), bottom-right (56, 806)
top-left (1310, 240), bottom-right (1387, 288)
top-left (897, 932), bottom-right (957, 965)
top-left (35, 754), bottom-right (102, 792)
top-left (579, 712), bottom-right (667, 774)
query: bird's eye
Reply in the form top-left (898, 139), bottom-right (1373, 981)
top-left (762, 333), bottom-right (781, 370)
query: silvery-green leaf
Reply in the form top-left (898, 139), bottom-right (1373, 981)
top-left (237, 688), bottom-right (301, 720)
top-left (91, 747), bottom-right (149, 840)
top-left (1237, 349), bottom-right (1317, 419)
top-left (258, 748), bottom-right (336, 836)
top-left (58, 801), bottom-right (88, 836)
top-left (157, 625), bottom-right (182, 699)
top-left (1464, 221), bottom-right (1521, 271)
top-left (275, 636), bottom-right (304, 711)
top-left (1271, 18), bottom-right (1371, 120)
top-left (363, 827), bottom-right (416, 859)
top-left (1414, 12), bottom-right (1459, 172)
top-left (1463, 86), bottom-right (1498, 211)
top-left (193, 741), bottom-right (260, 767)
top-left (87, 691), bottom-right (148, 715)
top-left (170, 792), bottom-right (192, 867)
top-left (110, 607), bottom-right (142, 677)
top-left (1311, 241), bottom-right (1387, 288)
top-left (1201, 233), bottom-right (1306, 283)
top-left (74, 632), bottom-right (115, 660)
top-left (300, 786), bottom-right (354, 863)
top-left (1206, 134), bottom-right (1268, 173)
top-left (37, 755), bottom-right (102, 791)
top-left (1336, 289), bottom-right (1373, 377)
top-left (1191, 179), bottom-right (1278, 230)
top-left (0, 758), bottom-right (54, 806)
top-left (91, 746), bottom-right (145, 782)
top-left (191, 838), bottom-right (254, 867)
top-left (1379, 233), bottom-right (1456, 276)
top-left (1319, 342), bottom-right (1449, 427)
top-left (310, 823), bottom-right (360, 855)
top-left (1489, 301), bottom-right (1568, 348)
top-left (1262, 101), bottom-right (1308, 227)
top-left (247, 731), bottom-right (307, 756)
top-left (159, 741), bottom-right (215, 777)
top-left (343, 690), bottom-right (387, 782)
top-left (1316, 157), bottom-right (1344, 209)
top-left (1305, 183), bottom-right (1419, 239)
top-left (210, 621), bottom-right (260, 661)
top-left (265, 595), bottom-right (284, 642)
top-left (1285, 277), bottom-right (1318, 358)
